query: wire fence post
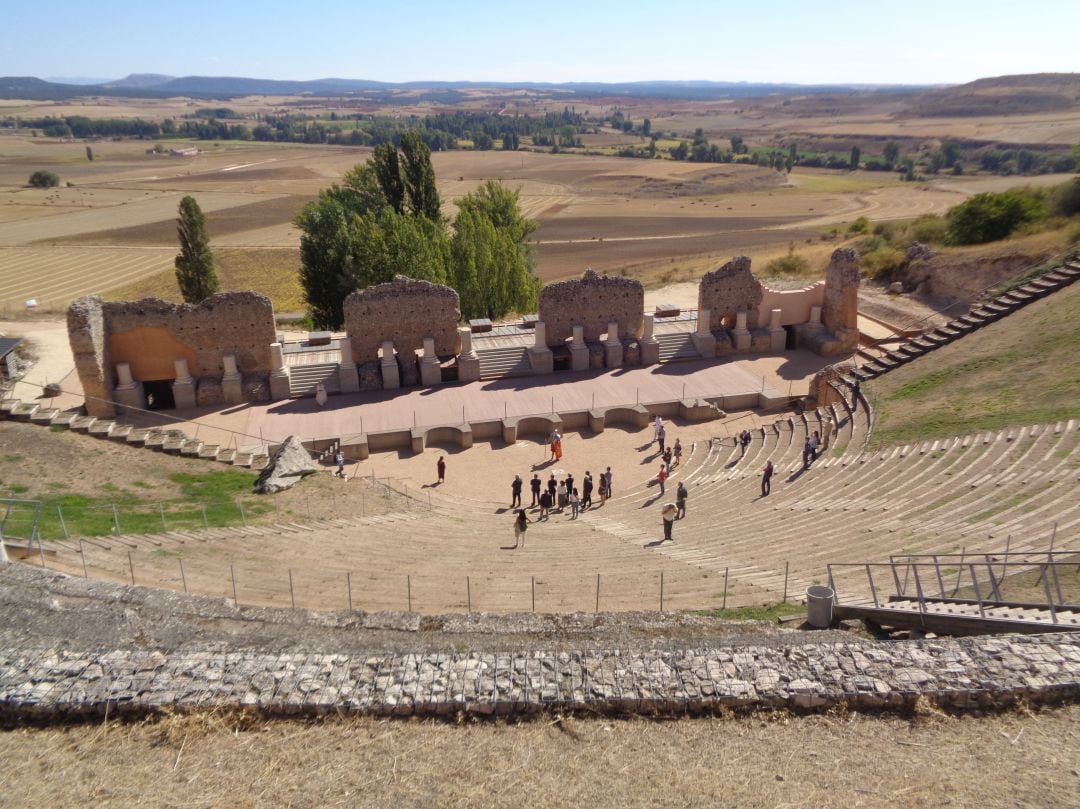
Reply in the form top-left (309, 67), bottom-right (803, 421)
top-left (783, 562), bottom-right (789, 603)
top-left (531, 575), bottom-right (535, 612)
top-left (595, 573), bottom-right (600, 613)
top-left (466, 576), bottom-right (472, 614)
top-left (160, 504), bottom-right (167, 532)
top-left (79, 540), bottom-right (88, 578)
top-left (288, 568), bottom-right (296, 609)
top-left (407, 575), bottom-right (412, 612)
top-left (659, 571), bottom-right (665, 612)
top-left (127, 550), bottom-right (135, 586)
top-left (56, 504), bottom-right (69, 540)
top-left (112, 504), bottom-right (121, 536)
top-left (346, 572), bottom-right (353, 611)
top-left (723, 567), bottom-right (730, 610)
top-left (230, 564), bottom-right (238, 605)
top-left (201, 504), bottom-right (209, 529)
top-left (179, 559), bottom-right (188, 593)
top-left (238, 501), bottom-right (247, 526)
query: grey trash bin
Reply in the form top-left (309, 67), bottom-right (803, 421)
top-left (805, 585), bottom-right (835, 628)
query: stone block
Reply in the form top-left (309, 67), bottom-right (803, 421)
top-left (339, 362), bottom-right (360, 394)
top-left (268, 371), bottom-right (290, 401)
top-left (624, 341), bottom-right (640, 366)
top-left (457, 356), bottom-right (480, 383)
top-left (528, 346), bottom-right (553, 375)
top-left (604, 341), bottom-right (623, 368)
top-left (113, 381), bottom-right (145, 414)
top-left (399, 354), bottom-right (420, 387)
top-left (173, 379), bottom-right (196, 410)
top-left (588, 343), bottom-right (605, 369)
top-left (222, 374), bottom-right (243, 405)
top-left (569, 344), bottom-right (589, 371)
top-left (750, 329), bottom-right (772, 353)
top-left (692, 332), bottom-right (716, 359)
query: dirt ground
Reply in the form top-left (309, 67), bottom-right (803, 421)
top-left (0, 706), bottom-right (1076, 809)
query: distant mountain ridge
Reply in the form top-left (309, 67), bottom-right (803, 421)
top-left (0, 72), bottom-right (936, 101)
top-left (1, 72), bottom-right (1076, 105)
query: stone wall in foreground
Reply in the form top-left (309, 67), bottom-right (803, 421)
top-left (344, 276), bottom-right (461, 363)
top-left (2, 634), bottom-right (1076, 719)
top-left (539, 270), bottom-right (644, 345)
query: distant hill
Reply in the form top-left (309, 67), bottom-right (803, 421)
top-left (905, 73), bottom-right (1080, 117)
top-left (0, 73), bottom-right (934, 102)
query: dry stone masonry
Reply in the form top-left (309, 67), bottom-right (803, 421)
top-left (69, 293), bottom-right (277, 417)
top-left (343, 276), bottom-right (461, 364)
top-left (539, 270), bottom-right (644, 346)
top-left (2, 633), bottom-right (1076, 720)
top-left (698, 256), bottom-right (765, 332)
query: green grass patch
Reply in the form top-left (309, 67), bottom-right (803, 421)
top-left (868, 279), bottom-right (1080, 447)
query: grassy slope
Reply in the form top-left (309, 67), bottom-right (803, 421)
top-left (867, 279), bottom-right (1080, 447)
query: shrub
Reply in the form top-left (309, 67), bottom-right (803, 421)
top-left (945, 190), bottom-right (1045, 245)
top-left (847, 216), bottom-right (870, 235)
top-left (28, 170), bottom-right (60, 188)
top-left (1053, 177), bottom-right (1080, 217)
top-left (1067, 224), bottom-right (1080, 246)
top-left (764, 245), bottom-right (812, 277)
top-left (859, 244), bottom-right (906, 280)
top-left (911, 215), bottom-right (949, 244)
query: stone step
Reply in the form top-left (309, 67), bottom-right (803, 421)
top-left (161, 435), bottom-right (187, 454)
top-left (9, 401), bottom-right (41, 420)
top-left (126, 427), bottom-right (153, 446)
top-left (180, 439), bottom-right (204, 456)
top-left (198, 444), bottom-right (221, 460)
top-left (107, 423), bottom-right (133, 441)
top-left (87, 419), bottom-right (115, 436)
top-left (216, 448), bottom-right (237, 463)
top-left (49, 411), bottom-right (79, 428)
top-left (144, 430), bottom-right (168, 450)
top-left (655, 332), bottom-right (697, 362)
top-left (478, 346), bottom-right (530, 380)
top-left (31, 408), bottom-right (63, 424)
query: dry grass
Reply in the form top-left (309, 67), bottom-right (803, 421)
top-left (107, 247), bottom-right (304, 311)
top-left (0, 705), bottom-right (1076, 808)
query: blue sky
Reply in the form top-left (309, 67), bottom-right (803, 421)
top-left (6, 0), bottom-right (1079, 85)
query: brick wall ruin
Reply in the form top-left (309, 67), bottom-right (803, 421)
top-left (343, 276), bottom-right (461, 363)
top-left (698, 256), bottom-right (765, 330)
top-left (822, 248), bottom-right (860, 335)
top-left (538, 270), bottom-right (644, 345)
top-left (68, 292), bottom-right (277, 416)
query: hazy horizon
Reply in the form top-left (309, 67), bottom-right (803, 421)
top-left (7, 0), bottom-right (1080, 86)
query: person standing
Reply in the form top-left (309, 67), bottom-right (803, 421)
top-left (598, 474), bottom-right (609, 504)
top-left (538, 490), bottom-right (552, 521)
top-left (802, 437), bottom-right (814, 470)
top-left (581, 471), bottom-right (593, 510)
top-left (549, 430), bottom-right (559, 461)
top-left (676, 481), bottom-right (688, 519)
top-left (565, 473), bottom-right (575, 499)
top-left (552, 431), bottom-right (563, 461)
top-left (654, 416), bottom-right (663, 441)
top-left (661, 502), bottom-right (677, 541)
top-left (761, 459), bottom-right (774, 497)
top-left (511, 475), bottom-right (523, 508)
top-left (530, 474), bottom-right (542, 507)
top-left (656, 424), bottom-right (666, 454)
top-left (547, 473), bottom-right (557, 502)
top-left (335, 451), bottom-right (345, 478)
top-left (556, 479), bottom-right (568, 511)
top-left (604, 466), bottom-right (614, 497)
top-left (437, 455), bottom-right (446, 484)
top-left (569, 488), bottom-right (580, 519)
top-left (672, 439), bottom-right (682, 467)
top-left (657, 464), bottom-right (668, 495)
top-left (809, 430), bottom-right (821, 462)
top-left (740, 430), bottom-right (751, 456)
top-left (513, 509), bottom-right (530, 548)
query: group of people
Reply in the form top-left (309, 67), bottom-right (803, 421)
top-left (510, 467), bottom-right (615, 548)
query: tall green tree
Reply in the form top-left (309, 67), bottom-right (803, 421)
top-left (371, 143), bottom-right (404, 214)
top-left (883, 141), bottom-right (901, 165)
top-left (849, 146), bottom-right (861, 171)
top-left (174, 195), bottom-right (219, 304)
top-left (296, 197), bottom-right (359, 328)
top-left (400, 130), bottom-right (441, 220)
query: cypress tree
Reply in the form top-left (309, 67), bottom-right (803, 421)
top-left (174, 195), bottom-right (220, 303)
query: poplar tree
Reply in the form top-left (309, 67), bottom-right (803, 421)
top-left (174, 195), bottom-right (219, 303)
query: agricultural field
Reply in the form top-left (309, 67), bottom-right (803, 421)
top-left (2, 78), bottom-right (1078, 315)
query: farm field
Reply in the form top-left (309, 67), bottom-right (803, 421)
top-left (2, 78), bottom-right (1078, 314)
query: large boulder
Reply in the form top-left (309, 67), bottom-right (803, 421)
top-left (254, 435), bottom-right (318, 494)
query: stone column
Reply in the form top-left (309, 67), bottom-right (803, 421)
top-left (691, 307), bottom-right (716, 359)
top-left (419, 336), bottom-right (442, 386)
top-left (809, 305), bottom-right (822, 326)
top-left (732, 310), bottom-right (752, 352)
top-left (268, 342), bottom-right (291, 400)
top-left (380, 340), bottom-right (400, 390)
top-left (768, 308), bottom-right (786, 351)
top-left (172, 357), bottom-right (197, 409)
top-left (338, 338), bottom-right (360, 394)
top-left (457, 326), bottom-right (480, 382)
top-left (222, 352), bottom-right (243, 405)
top-left (569, 324), bottom-right (589, 371)
top-left (528, 320), bottom-right (553, 374)
top-left (640, 313), bottom-right (660, 365)
top-left (112, 362), bottom-right (146, 413)
top-left (604, 320), bottom-right (623, 368)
